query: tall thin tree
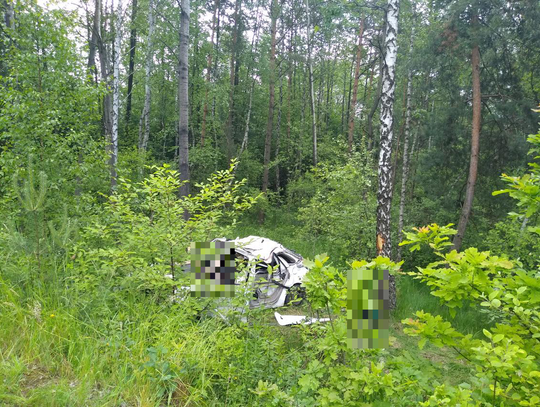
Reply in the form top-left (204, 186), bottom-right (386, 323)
top-left (138, 0), bottom-right (154, 152)
top-left (452, 14), bottom-right (481, 252)
top-left (178, 0), bottom-right (191, 209)
top-left (376, 0), bottom-right (399, 308)
top-left (305, 0), bottom-right (317, 166)
top-left (348, 17), bottom-right (365, 155)
top-left (397, 26), bottom-right (414, 262)
top-left (200, 0), bottom-right (219, 147)
top-left (111, 0), bottom-right (122, 188)
top-left (224, 0), bottom-right (242, 161)
top-left (260, 0), bottom-right (279, 223)
top-left (124, 0), bottom-right (137, 132)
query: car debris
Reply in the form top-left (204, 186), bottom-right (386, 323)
top-left (212, 236), bottom-right (309, 309)
top-left (177, 236), bottom-right (325, 326)
top-left (274, 312), bottom-right (331, 326)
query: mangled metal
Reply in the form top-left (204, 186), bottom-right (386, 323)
top-left (212, 236), bottom-right (308, 309)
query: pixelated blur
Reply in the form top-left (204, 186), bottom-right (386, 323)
top-left (190, 241), bottom-right (236, 297)
top-left (347, 267), bottom-right (389, 349)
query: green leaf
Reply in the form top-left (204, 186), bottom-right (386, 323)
top-left (491, 299), bottom-right (501, 307)
top-left (492, 334), bottom-right (504, 343)
top-left (483, 329), bottom-right (492, 339)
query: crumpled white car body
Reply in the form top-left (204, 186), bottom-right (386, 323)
top-left (212, 236), bottom-right (309, 309)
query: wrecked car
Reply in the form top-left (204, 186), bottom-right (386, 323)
top-left (212, 236), bottom-right (308, 309)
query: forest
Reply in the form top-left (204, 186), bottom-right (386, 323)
top-left (0, 0), bottom-right (539, 404)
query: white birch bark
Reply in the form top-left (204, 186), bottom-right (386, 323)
top-left (376, 0), bottom-right (399, 308)
top-left (397, 27), bottom-right (414, 262)
top-left (138, 0), bottom-right (154, 152)
top-left (111, 0), bottom-right (122, 188)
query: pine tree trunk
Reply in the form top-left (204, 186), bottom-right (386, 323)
top-left (376, 0), bottom-right (399, 308)
top-left (397, 28), bottom-right (415, 262)
top-left (178, 0), bottom-right (191, 209)
top-left (348, 18), bottom-right (364, 155)
top-left (259, 0), bottom-right (278, 224)
top-left (305, 0), bottom-right (317, 166)
top-left (200, 0), bottom-right (219, 147)
top-left (138, 0), bottom-right (154, 152)
top-left (452, 18), bottom-right (481, 252)
top-left (124, 0), bottom-right (137, 132)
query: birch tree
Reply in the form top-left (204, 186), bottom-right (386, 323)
top-left (138, 0), bottom-right (154, 152)
top-left (111, 0), bottom-right (122, 188)
top-left (397, 26), bottom-right (414, 262)
top-left (376, 0), bottom-right (399, 308)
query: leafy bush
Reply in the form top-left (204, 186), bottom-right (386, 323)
top-left (289, 152), bottom-right (377, 261)
top-left (72, 161), bottom-right (258, 301)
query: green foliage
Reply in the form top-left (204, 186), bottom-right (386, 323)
top-left (140, 345), bottom-right (179, 402)
top-left (398, 129), bottom-right (540, 405)
top-left (73, 161), bottom-right (258, 300)
top-left (401, 223), bottom-right (540, 404)
top-left (290, 152), bottom-right (376, 261)
top-left (303, 254), bottom-right (346, 313)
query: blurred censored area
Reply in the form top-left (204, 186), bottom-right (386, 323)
top-left (190, 241), bottom-right (236, 298)
top-left (347, 268), bottom-right (389, 349)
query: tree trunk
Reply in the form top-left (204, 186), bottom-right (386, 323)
top-left (397, 28), bottom-right (415, 262)
top-left (111, 0), bottom-right (122, 189)
top-left (97, 3), bottom-right (113, 182)
top-left (259, 0), bottom-right (278, 224)
top-left (138, 0), bottom-right (154, 152)
top-left (239, 80), bottom-right (255, 155)
top-left (200, 0), bottom-right (219, 147)
top-left (452, 20), bottom-right (481, 252)
top-left (376, 0), bottom-right (399, 309)
top-left (238, 3), bottom-right (262, 157)
top-left (286, 26), bottom-right (293, 157)
top-left (87, 0), bottom-right (101, 79)
top-left (224, 0), bottom-right (241, 162)
top-left (3, 0), bottom-right (14, 29)
top-left (275, 58), bottom-right (284, 192)
top-left (348, 18), bottom-right (364, 155)
top-left (367, 54), bottom-right (383, 150)
top-left (124, 0), bottom-right (137, 132)
top-left (178, 0), bottom-right (191, 210)
top-left (305, 0), bottom-right (317, 166)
